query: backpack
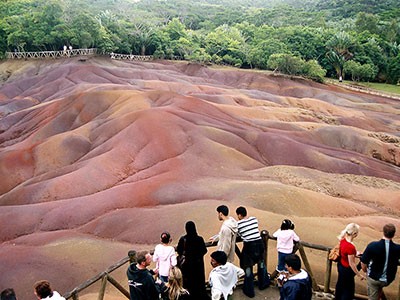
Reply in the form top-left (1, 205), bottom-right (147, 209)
top-left (328, 242), bottom-right (340, 262)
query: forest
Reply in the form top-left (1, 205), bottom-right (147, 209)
top-left (0, 0), bottom-right (399, 83)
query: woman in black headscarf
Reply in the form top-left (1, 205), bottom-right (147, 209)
top-left (177, 221), bottom-right (209, 300)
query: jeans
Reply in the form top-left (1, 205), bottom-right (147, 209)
top-left (277, 252), bottom-right (290, 272)
top-left (242, 261), bottom-right (269, 297)
top-left (241, 240), bottom-right (270, 297)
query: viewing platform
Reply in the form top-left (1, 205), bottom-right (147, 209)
top-left (62, 231), bottom-right (396, 300)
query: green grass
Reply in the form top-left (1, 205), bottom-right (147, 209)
top-left (342, 80), bottom-right (400, 95)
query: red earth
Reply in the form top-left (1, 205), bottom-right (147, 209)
top-left (0, 57), bottom-right (399, 299)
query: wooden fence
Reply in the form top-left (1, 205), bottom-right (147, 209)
top-left (4, 49), bottom-right (184, 62)
top-left (109, 52), bottom-right (153, 61)
top-left (62, 230), bottom-right (400, 300)
top-left (5, 48), bottom-right (97, 60)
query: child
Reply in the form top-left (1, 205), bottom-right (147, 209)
top-left (272, 219), bottom-right (300, 280)
top-left (153, 232), bottom-right (177, 283)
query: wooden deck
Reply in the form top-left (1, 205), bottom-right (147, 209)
top-left (232, 284), bottom-right (335, 300)
top-left (232, 285), bottom-right (280, 299)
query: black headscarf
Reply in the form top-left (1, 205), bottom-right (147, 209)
top-left (185, 221), bottom-right (198, 237)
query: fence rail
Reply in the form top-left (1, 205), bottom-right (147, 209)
top-left (5, 48), bottom-right (97, 60)
top-left (109, 53), bottom-right (153, 61)
top-left (62, 230), bottom-right (400, 300)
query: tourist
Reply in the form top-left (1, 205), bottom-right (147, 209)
top-left (210, 205), bottom-right (238, 263)
top-left (1, 288), bottom-right (17, 300)
top-left (177, 221), bottom-right (208, 300)
top-left (236, 206), bottom-right (270, 297)
top-left (127, 251), bottom-right (166, 300)
top-left (166, 267), bottom-right (191, 300)
top-left (361, 223), bottom-right (400, 300)
top-left (209, 250), bottom-right (244, 300)
top-left (153, 232), bottom-right (177, 283)
top-left (33, 280), bottom-right (65, 300)
top-left (279, 254), bottom-right (312, 300)
top-left (335, 223), bottom-right (365, 300)
top-left (272, 219), bottom-right (300, 279)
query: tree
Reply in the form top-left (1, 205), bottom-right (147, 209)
top-left (387, 54), bottom-right (400, 84)
top-left (163, 18), bottom-right (187, 41)
top-left (303, 60), bottom-right (327, 83)
top-left (344, 60), bottom-right (377, 82)
top-left (355, 12), bottom-right (379, 35)
top-left (69, 13), bottom-right (101, 48)
top-left (247, 38), bottom-right (289, 69)
top-left (204, 24), bottom-right (247, 66)
top-left (267, 53), bottom-right (305, 76)
top-left (130, 23), bottom-right (156, 55)
top-left (326, 31), bottom-right (354, 79)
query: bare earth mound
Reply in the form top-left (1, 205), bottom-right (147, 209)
top-left (0, 57), bottom-right (399, 299)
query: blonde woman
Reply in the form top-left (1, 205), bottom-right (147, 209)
top-left (335, 223), bottom-right (366, 300)
top-left (167, 267), bottom-right (191, 300)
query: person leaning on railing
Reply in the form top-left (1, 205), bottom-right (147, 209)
top-left (360, 223), bottom-right (400, 300)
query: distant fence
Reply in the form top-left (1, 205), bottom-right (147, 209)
top-left (4, 49), bottom-right (185, 62)
top-left (109, 52), bottom-right (153, 61)
top-left (6, 48), bottom-right (97, 60)
top-left (62, 231), bottom-right (400, 300)
top-left (109, 53), bottom-right (182, 61)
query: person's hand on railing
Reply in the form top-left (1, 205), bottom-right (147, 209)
top-left (209, 234), bottom-right (219, 243)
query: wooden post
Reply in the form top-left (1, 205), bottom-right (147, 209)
top-left (298, 243), bottom-right (318, 291)
top-left (72, 292), bottom-right (79, 300)
top-left (261, 230), bottom-right (269, 269)
top-left (324, 251), bottom-right (333, 293)
top-left (107, 274), bottom-right (130, 299)
top-left (97, 275), bottom-right (108, 300)
top-left (398, 280), bottom-right (400, 300)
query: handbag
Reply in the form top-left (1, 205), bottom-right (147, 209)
top-left (328, 242), bottom-right (340, 262)
top-left (177, 237), bottom-right (186, 268)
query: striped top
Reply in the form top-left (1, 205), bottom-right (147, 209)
top-left (237, 216), bottom-right (262, 242)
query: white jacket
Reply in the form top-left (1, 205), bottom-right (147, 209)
top-left (209, 262), bottom-right (244, 300)
top-left (41, 291), bottom-right (65, 300)
top-left (153, 244), bottom-right (177, 277)
top-left (217, 217), bottom-right (238, 263)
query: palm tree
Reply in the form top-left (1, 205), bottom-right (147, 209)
top-left (325, 31), bottom-right (353, 79)
top-left (131, 23), bottom-right (155, 56)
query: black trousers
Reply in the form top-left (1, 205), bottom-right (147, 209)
top-left (335, 263), bottom-right (356, 300)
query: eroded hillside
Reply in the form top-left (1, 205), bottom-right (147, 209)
top-left (0, 57), bottom-right (399, 299)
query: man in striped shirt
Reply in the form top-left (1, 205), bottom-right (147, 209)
top-left (236, 206), bottom-right (270, 298)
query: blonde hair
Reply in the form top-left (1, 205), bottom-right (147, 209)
top-left (168, 267), bottom-right (188, 300)
top-left (338, 223), bottom-right (360, 240)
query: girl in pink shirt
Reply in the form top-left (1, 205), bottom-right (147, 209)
top-left (273, 219), bottom-right (300, 275)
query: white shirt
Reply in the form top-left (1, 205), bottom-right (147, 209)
top-left (209, 262), bottom-right (244, 300)
top-left (153, 244), bottom-right (177, 277)
top-left (41, 291), bottom-right (65, 300)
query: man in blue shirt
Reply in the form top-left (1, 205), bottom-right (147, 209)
top-left (280, 254), bottom-right (312, 300)
top-left (361, 223), bottom-right (400, 300)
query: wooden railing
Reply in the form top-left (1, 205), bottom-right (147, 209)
top-left (63, 231), bottom-right (399, 300)
top-left (109, 53), bottom-right (153, 61)
top-left (5, 48), bottom-right (97, 60)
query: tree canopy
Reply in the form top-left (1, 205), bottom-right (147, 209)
top-left (0, 0), bottom-right (399, 83)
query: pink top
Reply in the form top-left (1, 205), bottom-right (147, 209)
top-left (153, 244), bottom-right (177, 277)
top-left (273, 229), bottom-right (300, 254)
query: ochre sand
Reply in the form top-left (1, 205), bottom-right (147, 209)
top-left (0, 58), bottom-right (399, 299)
